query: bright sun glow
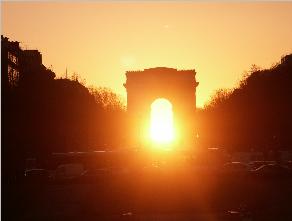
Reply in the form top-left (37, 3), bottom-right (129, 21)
top-left (150, 98), bottom-right (174, 144)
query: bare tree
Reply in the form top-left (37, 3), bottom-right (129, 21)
top-left (204, 88), bottom-right (233, 110)
top-left (88, 86), bottom-right (126, 111)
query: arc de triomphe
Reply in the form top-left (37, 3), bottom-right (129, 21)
top-left (124, 67), bottom-right (199, 148)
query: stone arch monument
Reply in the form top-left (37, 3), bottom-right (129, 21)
top-left (124, 67), bottom-right (199, 148)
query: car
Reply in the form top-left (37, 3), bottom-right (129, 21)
top-left (79, 168), bottom-right (112, 183)
top-left (218, 162), bottom-right (249, 182)
top-left (247, 161), bottom-right (276, 170)
top-left (251, 163), bottom-right (292, 179)
top-left (24, 169), bottom-right (51, 184)
top-left (221, 162), bottom-right (248, 173)
top-left (54, 163), bottom-right (85, 183)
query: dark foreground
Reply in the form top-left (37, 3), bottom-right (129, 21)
top-left (3, 170), bottom-right (292, 221)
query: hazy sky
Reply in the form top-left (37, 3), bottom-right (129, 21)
top-left (2, 2), bottom-right (292, 107)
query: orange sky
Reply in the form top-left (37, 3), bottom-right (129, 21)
top-left (2, 2), bottom-right (292, 107)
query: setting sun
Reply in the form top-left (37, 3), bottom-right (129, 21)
top-left (150, 98), bottom-right (174, 144)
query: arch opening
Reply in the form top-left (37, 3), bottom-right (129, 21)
top-left (150, 98), bottom-right (174, 144)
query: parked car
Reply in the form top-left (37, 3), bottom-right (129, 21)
top-left (79, 168), bottom-right (111, 183)
top-left (251, 163), bottom-right (292, 179)
top-left (54, 163), bottom-right (84, 183)
top-left (247, 161), bottom-right (276, 170)
top-left (24, 169), bottom-right (51, 184)
top-left (221, 162), bottom-right (248, 173)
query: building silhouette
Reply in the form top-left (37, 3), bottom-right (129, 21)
top-left (1, 35), bottom-right (55, 92)
top-left (1, 35), bottom-right (22, 90)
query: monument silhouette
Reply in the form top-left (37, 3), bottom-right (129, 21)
top-left (124, 67), bottom-right (199, 148)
